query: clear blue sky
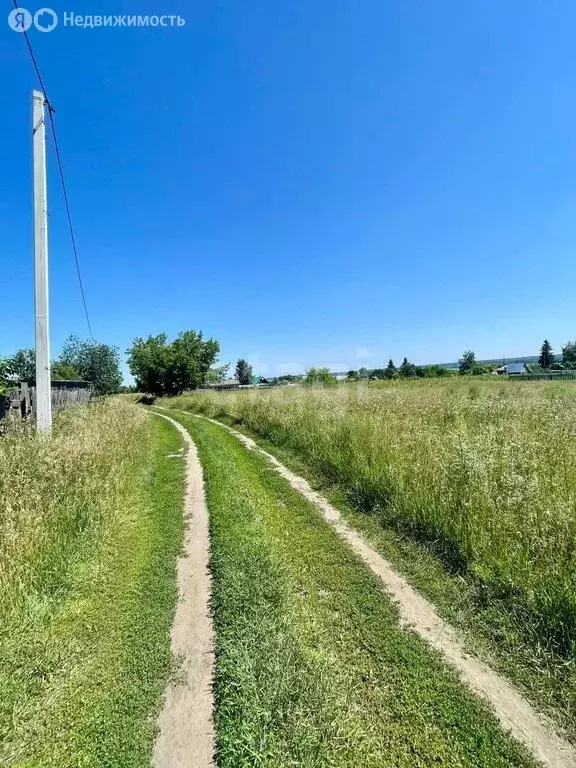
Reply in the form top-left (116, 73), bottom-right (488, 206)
top-left (2, 0), bottom-right (576, 378)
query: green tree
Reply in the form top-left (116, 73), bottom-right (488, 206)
top-left (370, 368), bottom-right (386, 380)
top-left (127, 331), bottom-right (219, 396)
top-left (235, 359), bottom-right (253, 386)
top-left (5, 349), bottom-right (80, 384)
top-left (538, 339), bottom-right (555, 369)
top-left (277, 374), bottom-right (302, 384)
top-left (51, 361), bottom-right (80, 380)
top-left (61, 336), bottom-right (122, 395)
top-left (171, 331), bottom-right (220, 392)
top-left (562, 341), bottom-right (576, 370)
top-left (385, 359), bottom-right (397, 379)
top-left (0, 358), bottom-right (14, 394)
top-left (399, 357), bottom-right (416, 378)
top-left (9, 349), bottom-right (36, 383)
top-left (346, 370), bottom-right (359, 381)
top-left (459, 350), bottom-right (476, 375)
top-left (304, 367), bottom-right (337, 386)
top-left (205, 363), bottom-right (230, 384)
top-left (127, 334), bottom-right (169, 395)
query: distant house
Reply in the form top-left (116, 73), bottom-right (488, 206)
top-left (207, 376), bottom-right (271, 390)
top-left (251, 376), bottom-right (271, 386)
top-left (208, 379), bottom-right (240, 390)
top-left (494, 363), bottom-right (529, 376)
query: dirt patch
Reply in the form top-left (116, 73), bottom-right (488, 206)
top-left (150, 412), bottom-right (214, 768)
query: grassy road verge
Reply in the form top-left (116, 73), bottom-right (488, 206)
top-left (161, 408), bottom-right (534, 768)
top-left (0, 401), bottom-right (185, 767)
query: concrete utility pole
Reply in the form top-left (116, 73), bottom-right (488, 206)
top-left (32, 89), bottom-right (52, 433)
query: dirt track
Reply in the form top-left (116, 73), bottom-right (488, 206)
top-left (161, 407), bottom-right (576, 768)
top-left (151, 412), bottom-right (214, 768)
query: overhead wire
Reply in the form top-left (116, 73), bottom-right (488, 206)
top-left (12, 0), bottom-right (95, 340)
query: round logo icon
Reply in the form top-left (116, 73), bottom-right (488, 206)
top-left (34, 7), bottom-right (58, 31)
top-left (8, 7), bottom-right (32, 31)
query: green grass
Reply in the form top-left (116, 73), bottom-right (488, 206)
top-left (161, 408), bottom-right (535, 767)
top-left (229, 424), bottom-right (576, 741)
top-left (161, 380), bottom-right (576, 742)
top-left (0, 402), bottom-right (186, 766)
top-left (165, 388), bottom-right (576, 742)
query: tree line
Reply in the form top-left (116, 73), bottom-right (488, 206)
top-left (456, 340), bottom-right (576, 375)
top-left (343, 339), bottom-right (576, 382)
top-left (1, 329), bottom-right (224, 397)
top-left (0, 336), bottom-right (123, 396)
top-left (216, 339), bottom-right (576, 388)
top-left (345, 358), bottom-right (451, 381)
top-left (3, 331), bottom-right (574, 398)
top-left (1, 329), bottom-right (262, 398)
top-left (537, 339), bottom-right (576, 370)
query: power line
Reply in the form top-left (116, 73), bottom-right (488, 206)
top-left (46, 112), bottom-right (94, 340)
top-left (13, 0), bottom-right (95, 341)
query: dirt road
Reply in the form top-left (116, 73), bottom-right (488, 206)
top-left (151, 412), bottom-right (214, 768)
top-left (154, 405), bottom-right (576, 768)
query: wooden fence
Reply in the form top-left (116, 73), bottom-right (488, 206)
top-left (34, 380), bottom-right (93, 411)
top-left (2, 380), bottom-right (92, 421)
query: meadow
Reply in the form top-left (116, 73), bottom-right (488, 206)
top-left (164, 409), bottom-right (534, 767)
top-left (168, 378), bottom-right (576, 659)
top-left (0, 399), bottom-right (185, 766)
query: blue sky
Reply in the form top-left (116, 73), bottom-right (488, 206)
top-left (2, 0), bottom-right (576, 378)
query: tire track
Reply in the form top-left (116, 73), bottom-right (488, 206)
top-left (150, 412), bottom-right (214, 768)
top-left (155, 406), bottom-right (576, 768)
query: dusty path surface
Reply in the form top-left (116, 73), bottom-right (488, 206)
top-left (156, 406), bottom-right (576, 768)
top-left (151, 412), bottom-right (214, 768)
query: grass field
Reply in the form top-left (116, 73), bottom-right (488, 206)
top-left (3, 386), bottom-right (572, 765)
top-left (0, 400), bottom-right (186, 766)
top-left (165, 378), bottom-right (576, 733)
top-left (162, 408), bottom-right (534, 767)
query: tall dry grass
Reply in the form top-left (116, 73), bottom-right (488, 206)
top-left (0, 399), bottom-right (147, 616)
top-left (169, 379), bottom-right (576, 653)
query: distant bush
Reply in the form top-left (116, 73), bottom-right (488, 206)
top-left (304, 367), bottom-right (337, 386)
top-left (422, 364), bottom-right (448, 377)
